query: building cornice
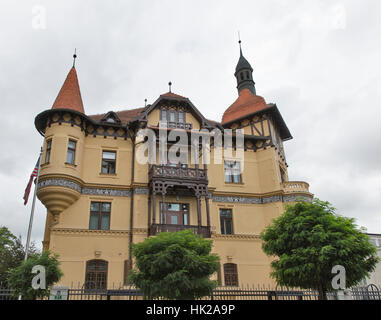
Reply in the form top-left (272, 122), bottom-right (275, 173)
top-left (211, 233), bottom-right (261, 240)
top-left (51, 227), bottom-right (148, 236)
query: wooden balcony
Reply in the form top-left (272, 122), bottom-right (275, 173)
top-left (149, 165), bottom-right (208, 183)
top-left (149, 224), bottom-right (211, 238)
top-left (282, 181), bottom-right (310, 194)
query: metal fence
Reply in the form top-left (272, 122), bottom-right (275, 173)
top-left (326, 284), bottom-right (381, 300)
top-left (1, 283), bottom-right (380, 301)
top-left (209, 285), bottom-right (318, 300)
top-left (0, 287), bottom-right (16, 301)
top-left (351, 284), bottom-right (381, 300)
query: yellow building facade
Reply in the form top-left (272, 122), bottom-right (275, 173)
top-left (34, 48), bottom-right (312, 289)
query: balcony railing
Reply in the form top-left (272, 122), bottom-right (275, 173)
top-left (158, 121), bottom-right (193, 130)
top-left (149, 224), bottom-right (211, 238)
top-left (149, 165), bottom-right (207, 182)
top-left (282, 181), bottom-right (310, 194)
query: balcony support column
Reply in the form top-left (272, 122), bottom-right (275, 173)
top-left (162, 191), bottom-right (166, 223)
top-left (205, 195), bottom-right (211, 228)
top-left (152, 192), bottom-right (156, 225)
top-left (196, 195), bottom-right (202, 227)
top-left (147, 189), bottom-right (151, 235)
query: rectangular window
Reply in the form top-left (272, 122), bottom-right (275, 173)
top-left (224, 263), bottom-right (238, 286)
top-left (169, 111), bottom-right (176, 122)
top-left (89, 202), bottom-right (111, 230)
top-left (160, 110), bottom-right (167, 121)
top-left (101, 151), bottom-right (116, 174)
top-left (178, 112), bottom-right (185, 123)
top-left (85, 260), bottom-right (108, 290)
top-left (66, 139), bottom-right (76, 165)
top-left (45, 139), bottom-right (52, 164)
top-left (220, 209), bottom-right (233, 235)
top-left (224, 161), bottom-right (242, 183)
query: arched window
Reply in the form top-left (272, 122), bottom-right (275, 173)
top-left (85, 259), bottom-right (108, 290)
top-left (224, 263), bottom-right (238, 286)
top-left (240, 72), bottom-right (244, 80)
top-left (246, 71), bottom-right (250, 79)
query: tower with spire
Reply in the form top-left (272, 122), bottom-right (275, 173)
top-left (235, 40), bottom-right (256, 95)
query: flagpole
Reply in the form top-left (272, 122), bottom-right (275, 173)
top-left (18, 147), bottom-right (43, 300)
top-left (24, 147), bottom-right (43, 261)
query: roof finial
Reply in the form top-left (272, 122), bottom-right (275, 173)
top-left (73, 48), bottom-right (77, 68)
top-left (238, 31), bottom-right (242, 56)
top-left (168, 81), bottom-right (172, 93)
top-left (144, 98), bottom-right (147, 107)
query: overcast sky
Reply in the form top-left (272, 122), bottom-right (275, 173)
top-left (1, 0), bottom-right (380, 249)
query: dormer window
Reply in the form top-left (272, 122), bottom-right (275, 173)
top-left (100, 111), bottom-right (121, 124)
top-left (159, 109), bottom-right (191, 129)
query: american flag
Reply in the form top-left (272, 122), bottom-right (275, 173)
top-left (23, 157), bottom-right (40, 205)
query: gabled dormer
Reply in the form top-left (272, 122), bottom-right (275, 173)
top-left (100, 111), bottom-right (122, 124)
top-left (135, 91), bottom-right (216, 131)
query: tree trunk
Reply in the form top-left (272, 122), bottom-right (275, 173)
top-left (318, 283), bottom-right (327, 300)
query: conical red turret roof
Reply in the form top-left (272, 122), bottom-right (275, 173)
top-left (52, 67), bottom-right (85, 114)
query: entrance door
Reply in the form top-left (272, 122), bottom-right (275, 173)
top-left (160, 203), bottom-right (189, 225)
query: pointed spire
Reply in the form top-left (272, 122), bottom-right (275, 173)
top-left (234, 38), bottom-right (256, 95)
top-left (52, 65), bottom-right (85, 114)
top-left (72, 48), bottom-right (77, 68)
top-left (238, 31), bottom-right (243, 56)
top-left (235, 39), bottom-right (253, 73)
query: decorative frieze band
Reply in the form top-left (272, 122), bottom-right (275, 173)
top-left (38, 178), bottom-right (312, 203)
top-left (282, 195), bottom-right (311, 203)
top-left (38, 178), bottom-right (131, 197)
top-left (82, 187), bottom-right (131, 197)
top-left (38, 179), bottom-right (82, 193)
top-left (134, 188), bottom-right (149, 195)
top-left (212, 195), bottom-right (262, 204)
top-left (212, 194), bottom-right (311, 204)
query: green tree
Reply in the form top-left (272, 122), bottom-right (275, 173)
top-left (0, 226), bottom-right (39, 284)
top-left (260, 198), bottom-right (379, 300)
top-left (7, 250), bottom-right (63, 300)
top-left (128, 229), bottom-right (220, 300)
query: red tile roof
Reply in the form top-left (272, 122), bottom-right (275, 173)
top-left (222, 89), bottom-right (267, 124)
top-left (52, 67), bottom-right (85, 114)
top-left (160, 91), bottom-right (187, 99)
top-left (88, 107), bottom-right (145, 124)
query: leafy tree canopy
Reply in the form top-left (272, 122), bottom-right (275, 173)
top-left (7, 250), bottom-right (63, 299)
top-left (260, 198), bottom-right (379, 299)
top-left (128, 230), bottom-right (220, 299)
top-left (0, 226), bottom-right (39, 284)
